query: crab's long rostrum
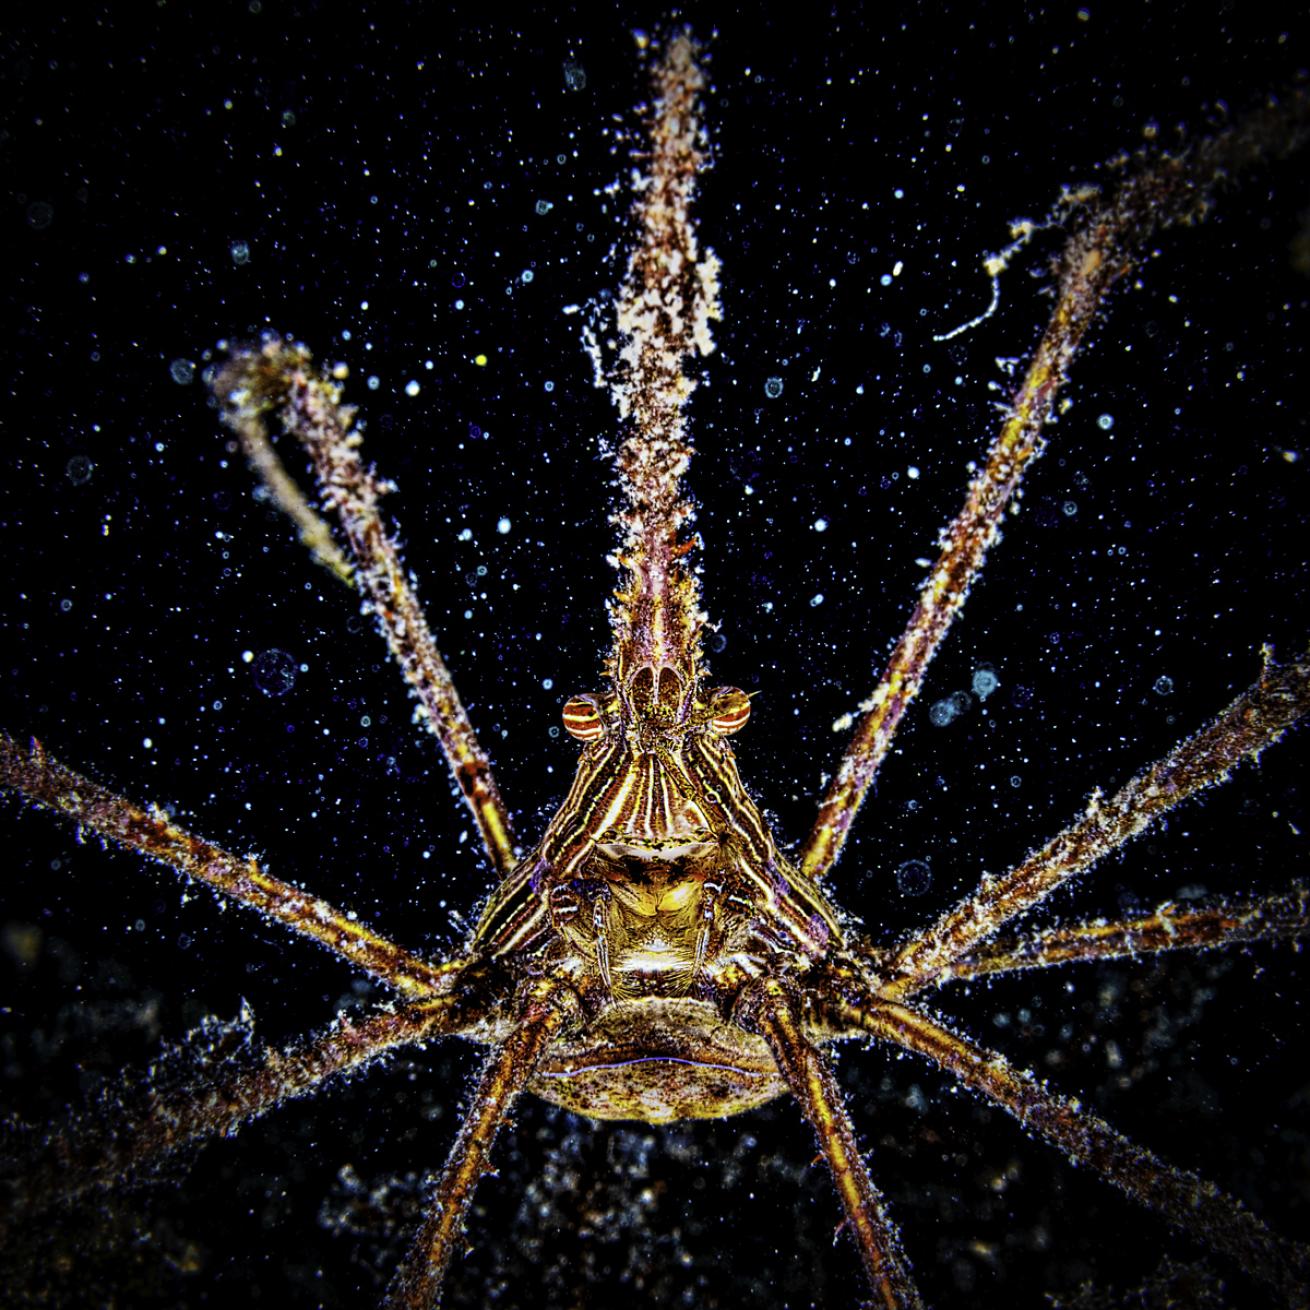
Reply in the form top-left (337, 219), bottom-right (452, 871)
top-left (2, 998), bottom-right (468, 1229)
top-left (930, 884), bottom-right (1310, 987)
top-left (212, 341), bottom-right (516, 878)
top-left (0, 730), bottom-right (456, 997)
top-left (883, 653), bottom-right (1310, 998)
top-left (384, 979), bottom-right (580, 1310)
top-left (740, 979), bottom-right (923, 1310)
top-left (829, 995), bottom-right (1310, 1304)
top-left (605, 29), bottom-right (720, 685)
top-left (801, 91), bottom-right (1310, 883)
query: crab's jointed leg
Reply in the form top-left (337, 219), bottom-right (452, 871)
top-left (738, 977), bottom-right (924, 1310)
top-left (383, 978), bottom-right (580, 1310)
top-left (0, 730), bottom-right (457, 998)
top-left (212, 341), bottom-right (517, 878)
top-left (923, 884), bottom-right (1310, 988)
top-left (1, 996), bottom-right (474, 1227)
top-left (801, 91), bottom-right (1310, 884)
top-left (828, 994), bottom-right (1310, 1304)
top-left (882, 654), bottom-right (1310, 998)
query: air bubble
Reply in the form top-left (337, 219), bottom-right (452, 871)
top-left (66, 455), bottom-right (94, 486)
top-left (253, 649), bottom-right (297, 697)
top-left (764, 376), bottom-right (784, 399)
top-left (896, 858), bottom-right (932, 897)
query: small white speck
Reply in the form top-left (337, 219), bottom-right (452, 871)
top-left (813, 518), bottom-right (828, 532)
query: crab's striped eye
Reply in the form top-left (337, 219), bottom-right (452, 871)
top-left (562, 695), bottom-right (605, 742)
top-left (709, 687), bottom-right (751, 736)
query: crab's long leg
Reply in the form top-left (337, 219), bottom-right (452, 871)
top-left (603, 31), bottom-right (719, 687)
top-left (212, 341), bottom-right (516, 878)
top-left (0, 731), bottom-right (457, 997)
top-left (918, 884), bottom-right (1310, 988)
top-left (384, 978), bottom-right (580, 1310)
top-left (881, 653), bottom-right (1310, 999)
top-left (828, 994), bottom-right (1310, 1304)
top-left (223, 400), bottom-right (354, 584)
top-left (800, 93), bottom-right (1310, 883)
top-left (737, 978), bottom-right (923, 1310)
top-left (2, 996), bottom-right (473, 1225)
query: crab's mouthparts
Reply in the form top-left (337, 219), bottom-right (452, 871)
top-left (595, 836), bottom-right (716, 862)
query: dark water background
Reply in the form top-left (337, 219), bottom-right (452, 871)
top-left (2, 4), bottom-right (1308, 1307)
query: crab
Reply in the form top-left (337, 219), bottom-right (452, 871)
top-left (3, 17), bottom-right (1310, 1310)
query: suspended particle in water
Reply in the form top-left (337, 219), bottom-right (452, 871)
top-left (895, 858), bottom-right (932, 897)
top-left (169, 358), bottom-right (196, 385)
top-left (563, 61), bottom-right (587, 91)
top-left (535, 199), bottom-right (554, 216)
top-left (763, 376), bottom-right (784, 399)
top-left (230, 240), bottom-right (251, 266)
top-left (1153, 675), bottom-right (1174, 696)
top-left (253, 649), bottom-right (298, 697)
top-left (1097, 413), bottom-right (1115, 430)
top-left (971, 666), bottom-right (999, 700)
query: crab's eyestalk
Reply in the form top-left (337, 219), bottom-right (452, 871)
top-left (561, 694), bottom-right (607, 742)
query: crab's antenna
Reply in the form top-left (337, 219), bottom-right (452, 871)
top-left (604, 30), bottom-right (721, 697)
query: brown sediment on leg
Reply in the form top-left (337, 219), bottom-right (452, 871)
top-left (211, 339), bottom-right (517, 878)
top-left (3, 998), bottom-right (468, 1221)
top-left (737, 978), bottom-right (924, 1310)
top-left (383, 978), bottom-right (580, 1310)
top-left (881, 654), bottom-right (1310, 998)
top-left (831, 996), bottom-right (1310, 1304)
top-left (799, 90), bottom-right (1310, 884)
top-left (605, 31), bottom-right (720, 687)
top-left (224, 403), bottom-right (353, 584)
top-left (922, 884), bottom-right (1310, 988)
top-left (0, 730), bottom-right (458, 997)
